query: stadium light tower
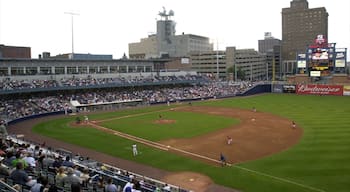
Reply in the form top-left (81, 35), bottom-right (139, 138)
top-left (64, 11), bottom-right (79, 59)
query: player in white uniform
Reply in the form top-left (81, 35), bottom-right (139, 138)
top-left (132, 144), bottom-right (138, 156)
top-left (227, 136), bottom-right (233, 145)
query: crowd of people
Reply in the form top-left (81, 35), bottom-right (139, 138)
top-left (0, 80), bottom-right (258, 123)
top-left (0, 136), bottom-right (180, 192)
top-left (0, 80), bottom-right (257, 123)
top-left (0, 74), bottom-right (209, 91)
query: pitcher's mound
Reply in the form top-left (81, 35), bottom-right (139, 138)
top-left (161, 172), bottom-right (212, 191)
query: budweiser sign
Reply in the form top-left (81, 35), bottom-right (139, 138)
top-left (297, 84), bottom-right (343, 96)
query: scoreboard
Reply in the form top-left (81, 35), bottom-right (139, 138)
top-left (307, 46), bottom-right (335, 77)
top-left (296, 35), bottom-right (347, 77)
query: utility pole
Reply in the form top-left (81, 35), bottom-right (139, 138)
top-left (216, 39), bottom-right (219, 80)
top-left (64, 11), bottom-right (79, 59)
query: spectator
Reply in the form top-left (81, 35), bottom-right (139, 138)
top-left (52, 155), bottom-right (63, 170)
top-left (11, 152), bottom-right (28, 169)
top-left (72, 164), bottom-right (81, 177)
top-left (71, 182), bottom-right (81, 192)
top-left (62, 156), bottom-right (74, 167)
top-left (105, 178), bottom-right (118, 192)
top-left (60, 167), bottom-right (81, 187)
top-left (30, 176), bottom-right (48, 192)
top-left (80, 168), bottom-right (90, 185)
top-left (0, 122), bottom-right (8, 142)
top-left (163, 183), bottom-right (171, 192)
top-left (23, 152), bottom-right (36, 169)
top-left (0, 156), bottom-right (10, 176)
top-left (132, 181), bottom-right (142, 192)
top-left (10, 162), bottom-right (36, 187)
top-left (55, 166), bottom-right (67, 187)
top-left (122, 176), bottom-right (134, 192)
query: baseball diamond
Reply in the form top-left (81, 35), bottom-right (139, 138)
top-left (7, 93), bottom-right (350, 192)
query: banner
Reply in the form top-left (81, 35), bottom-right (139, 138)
top-left (283, 85), bottom-right (296, 93)
top-left (335, 52), bottom-right (346, 67)
top-left (272, 84), bottom-right (283, 93)
top-left (343, 86), bottom-right (350, 96)
top-left (296, 84), bottom-right (343, 96)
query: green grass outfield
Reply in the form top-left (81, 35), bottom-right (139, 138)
top-left (33, 94), bottom-right (350, 192)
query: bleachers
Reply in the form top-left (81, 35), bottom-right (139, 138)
top-left (0, 136), bottom-right (189, 192)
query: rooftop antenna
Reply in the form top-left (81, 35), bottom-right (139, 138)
top-left (158, 7), bottom-right (174, 20)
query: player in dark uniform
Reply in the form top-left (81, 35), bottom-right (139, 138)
top-left (220, 153), bottom-right (226, 166)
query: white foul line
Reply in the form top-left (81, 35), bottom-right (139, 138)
top-left (231, 165), bottom-right (326, 192)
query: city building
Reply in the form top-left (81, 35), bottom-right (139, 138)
top-left (190, 47), bottom-right (267, 81)
top-left (258, 32), bottom-right (281, 54)
top-left (129, 8), bottom-right (213, 59)
top-left (258, 33), bottom-right (282, 80)
top-left (190, 50), bottom-right (226, 79)
top-left (0, 44), bottom-right (31, 59)
top-left (41, 53), bottom-right (113, 60)
top-left (281, 0), bottom-right (328, 76)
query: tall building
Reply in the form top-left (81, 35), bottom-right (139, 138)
top-left (281, 0), bottom-right (328, 76)
top-left (129, 8), bottom-right (213, 59)
top-left (258, 33), bottom-right (282, 80)
top-left (259, 32), bottom-right (281, 54)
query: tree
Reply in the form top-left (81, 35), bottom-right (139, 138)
top-left (227, 66), bottom-right (246, 81)
top-left (237, 67), bottom-right (246, 80)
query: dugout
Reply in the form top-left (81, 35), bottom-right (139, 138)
top-left (71, 99), bottom-right (145, 112)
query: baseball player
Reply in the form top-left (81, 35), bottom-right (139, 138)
top-left (84, 115), bottom-right (89, 123)
top-left (220, 153), bottom-right (226, 166)
top-left (227, 136), bottom-right (233, 145)
top-left (132, 144), bottom-right (138, 156)
top-left (292, 121), bottom-right (296, 129)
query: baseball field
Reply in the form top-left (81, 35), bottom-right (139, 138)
top-left (26, 94), bottom-right (350, 192)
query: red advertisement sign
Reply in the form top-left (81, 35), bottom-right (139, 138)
top-left (296, 84), bottom-right (343, 96)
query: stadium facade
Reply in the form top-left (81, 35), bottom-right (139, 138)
top-left (0, 58), bottom-right (172, 77)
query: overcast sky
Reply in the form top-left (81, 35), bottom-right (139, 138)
top-left (0, 0), bottom-right (349, 59)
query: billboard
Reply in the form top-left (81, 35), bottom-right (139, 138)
top-left (297, 53), bottom-right (306, 68)
top-left (335, 52), bottom-right (346, 68)
top-left (343, 86), bottom-right (350, 96)
top-left (283, 85), bottom-right (296, 93)
top-left (272, 84), bottom-right (283, 93)
top-left (310, 71), bottom-right (321, 77)
top-left (296, 84), bottom-right (343, 96)
top-left (297, 60), bottom-right (306, 68)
